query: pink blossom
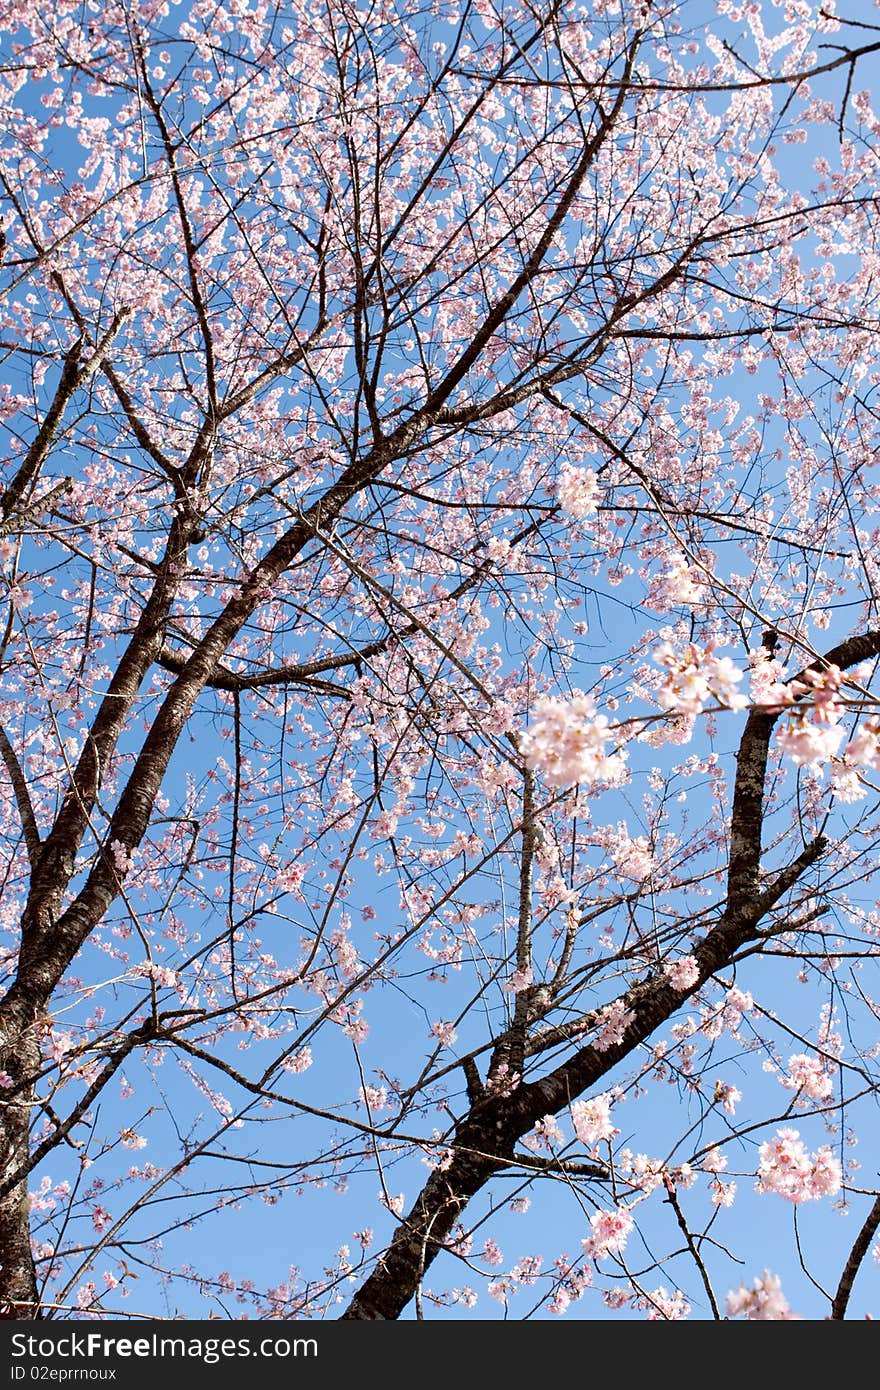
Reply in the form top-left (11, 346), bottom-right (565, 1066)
top-left (520, 694), bottom-right (627, 790)
top-left (549, 1286), bottom-right (571, 1316)
top-left (748, 650), bottom-right (792, 709)
top-left (641, 1286), bottom-right (690, 1320)
top-left (593, 999), bottom-right (635, 1051)
top-left (777, 714), bottom-right (843, 766)
top-left (511, 1255), bottom-right (542, 1286)
top-left (654, 642), bottom-right (747, 715)
top-left (91, 1205), bottom-right (113, 1233)
top-left (755, 1128), bottom-right (842, 1203)
top-left (714, 1081), bottom-right (742, 1115)
top-left (371, 810), bottom-right (399, 839)
top-left (702, 987), bottom-right (754, 1040)
top-left (726, 1270), bottom-right (799, 1320)
top-left (276, 863), bottom-right (306, 896)
top-left (523, 1114), bottom-right (564, 1153)
top-left (503, 966), bottom-right (534, 993)
top-left (282, 1048), bottom-right (313, 1074)
top-left (829, 763), bottom-right (867, 802)
top-left (602, 1287), bottom-right (631, 1310)
top-left (131, 960), bottom-right (178, 987)
top-left (486, 1062), bottom-right (521, 1096)
top-left (430, 1020), bottom-right (458, 1047)
top-left (663, 955), bottom-right (700, 991)
top-left (655, 558), bottom-right (703, 606)
top-left (710, 1179), bottom-right (737, 1208)
top-left (571, 1093), bottom-right (617, 1149)
top-left (359, 1084), bottom-right (389, 1111)
top-left (703, 1146), bottom-right (727, 1174)
top-left (846, 717), bottom-right (880, 770)
top-left (452, 1286), bottom-right (478, 1308)
top-left (343, 1018), bottom-right (369, 1043)
top-left (556, 465), bottom-right (599, 519)
top-left (583, 1204), bottom-right (634, 1260)
top-left (611, 832), bottom-right (654, 881)
top-left (482, 1238), bottom-right (504, 1266)
top-left (781, 1053), bottom-right (833, 1103)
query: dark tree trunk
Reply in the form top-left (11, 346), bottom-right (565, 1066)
top-left (0, 991), bottom-right (42, 1318)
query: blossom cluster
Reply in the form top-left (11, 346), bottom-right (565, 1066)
top-left (583, 1204), bottom-right (634, 1260)
top-left (555, 464), bottom-right (599, 519)
top-left (570, 1092), bottom-right (617, 1150)
top-left (592, 999), bottom-right (635, 1051)
top-left (663, 955), bottom-right (700, 991)
top-left (648, 557), bottom-right (705, 610)
top-left (780, 1053), bottom-right (834, 1104)
top-left (520, 694), bottom-right (627, 790)
top-left (699, 986), bottom-right (754, 1041)
top-left (654, 641), bottom-right (747, 715)
top-left (775, 665), bottom-right (874, 775)
top-left (131, 960), bottom-right (178, 988)
top-left (755, 1128), bottom-right (842, 1203)
top-left (522, 1114), bottom-right (564, 1153)
top-left (726, 1270), bottom-right (799, 1320)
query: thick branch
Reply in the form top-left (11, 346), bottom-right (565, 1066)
top-left (0, 307), bottom-right (129, 524)
top-left (830, 1194), bottom-right (880, 1319)
top-left (155, 644), bottom-right (349, 698)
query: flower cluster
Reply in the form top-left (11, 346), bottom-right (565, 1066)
top-left (281, 1048), bottom-right (313, 1074)
top-left (610, 831), bottom-right (654, 882)
top-left (522, 1114), bottom-right (564, 1153)
top-left (583, 1204), bottom-right (634, 1260)
top-left (430, 1020), bottom-right (458, 1047)
top-left (520, 694), bottom-right (626, 790)
top-left (700, 986), bottom-right (754, 1041)
top-left (748, 649), bottom-right (791, 709)
top-left (776, 664), bottom-right (846, 767)
top-left (640, 1287), bottom-right (691, 1320)
top-left (548, 1258), bottom-right (593, 1316)
top-left (654, 642), bottom-right (747, 715)
top-left (726, 1270), bottom-right (799, 1320)
top-left (649, 557), bottom-right (704, 609)
top-left (847, 716), bottom-right (880, 769)
top-left (555, 464), bottom-right (599, 519)
top-left (780, 1053), bottom-right (834, 1104)
top-left (713, 1081), bottom-right (742, 1115)
top-left (503, 966), bottom-right (533, 993)
top-left (592, 999), bottom-right (635, 1051)
top-left (131, 960), bottom-right (178, 987)
top-left (570, 1092), bottom-right (617, 1150)
top-left (830, 716), bottom-right (880, 798)
top-left (755, 1128), bottom-right (842, 1203)
top-left (663, 955), bottom-right (700, 991)
top-left (777, 716), bottom-right (843, 767)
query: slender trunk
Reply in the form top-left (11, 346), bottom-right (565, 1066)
top-left (0, 1109), bottom-right (39, 1317)
top-left (0, 989), bottom-right (42, 1317)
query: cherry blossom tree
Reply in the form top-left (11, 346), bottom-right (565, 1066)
top-left (2, 0), bottom-right (880, 1322)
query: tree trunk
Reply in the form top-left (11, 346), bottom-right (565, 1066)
top-left (0, 993), bottom-right (41, 1318)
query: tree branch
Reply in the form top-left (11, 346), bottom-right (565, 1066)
top-left (830, 1194), bottom-right (880, 1319)
top-left (0, 725), bottom-right (41, 872)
